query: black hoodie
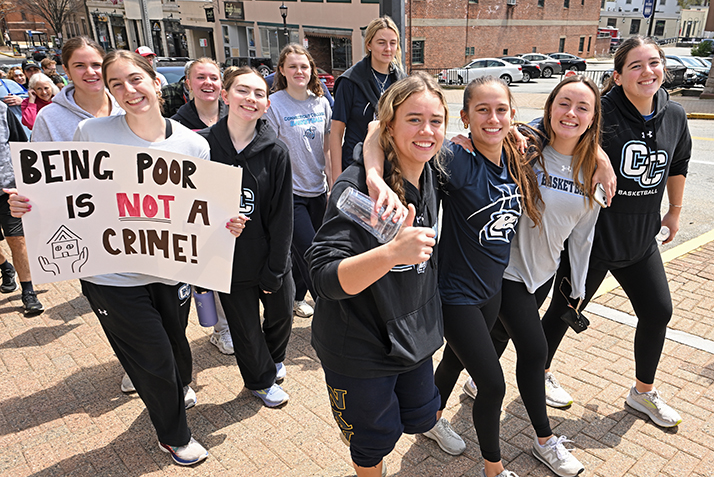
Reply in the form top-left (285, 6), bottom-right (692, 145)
top-left (592, 86), bottom-right (691, 268)
top-left (332, 55), bottom-right (405, 169)
top-left (172, 99), bottom-right (228, 131)
top-left (307, 154), bottom-right (443, 378)
top-left (199, 118), bottom-right (293, 291)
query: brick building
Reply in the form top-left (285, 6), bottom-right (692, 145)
top-left (1, 3), bottom-right (55, 46)
top-left (406, 0), bottom-right (602, 71)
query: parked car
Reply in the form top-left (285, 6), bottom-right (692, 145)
top-left (26, 46), bottom-right (62, 64)
top-left (156, 57), bottom-right (191, 67)
top-left (439, 58), bottom-right (522, 85)
top-left (547, 53), bottom-right (587, 71)
top-left (500, 56), bottom-right (541, 82)
top-left (666, 55), bottom-right (708, 86)
top-left (695, 57), bottom-right (711, 69)
top-left (600, 58), bottom-right (687, 90)
top-left (223, 56), bottom-right (273, 76)
top-left (316, 68), bottom-right (334, 92)
top-left (156, 66), bottom-right (187, 85)
top-left (517, 53), bottom-right (562, 78)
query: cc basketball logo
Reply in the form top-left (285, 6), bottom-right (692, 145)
top-left (620, 140), bottom-right (668, 188)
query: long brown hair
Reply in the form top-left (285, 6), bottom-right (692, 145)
top-left (61, 36), bottom-right (105, 68)
top-left (273, 44), bottom-right (323, 97)
top-left (377, 72), bottom-right (447, 205)
top-left (462, 76), bottom-right (544, 227)
top-left (541, 75), bottom-right (601, 206)
top-left (602, 35), bottom-right (666, 94)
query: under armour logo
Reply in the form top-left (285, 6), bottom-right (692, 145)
top-left (641, 131), bottom-right (653, 139)
top-left (98, 309), bottom-right (108, 315)
top-left (561, 165), bottom-right (572, 173)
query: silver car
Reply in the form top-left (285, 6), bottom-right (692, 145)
top-left (439, 58), bottom-right (523, 86)
top-left (517, 53), bottom-right (563, 78)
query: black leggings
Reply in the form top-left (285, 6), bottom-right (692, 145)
top-left (435, 292), bottom-right (503, 463)
top-left (491, 278), bottom-right (553, 438)
top-left (542, 247), bottom-right (672, 385)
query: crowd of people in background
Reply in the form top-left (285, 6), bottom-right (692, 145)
top-left (0, 20), bottom-right (692, 477)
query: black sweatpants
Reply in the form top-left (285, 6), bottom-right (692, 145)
top-left (218, 275), bottom-right (295, 390)
top-left (434, 292), bottom-right (504, 463)
top-left (81, 280), bottom-right (193, 447)
top-left (542, 247), bottom-right (672, 385)
top-left (491, 278), bottom-right (554, 438)
top-left (292, 193), bottom-right (326, 302)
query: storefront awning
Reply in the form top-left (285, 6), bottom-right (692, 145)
top-left (303, 26), bottom-right (352, 38)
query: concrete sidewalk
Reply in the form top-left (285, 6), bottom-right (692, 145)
top-left (2, 230), bottom-right (714, 477)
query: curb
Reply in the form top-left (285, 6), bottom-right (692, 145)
top-left (687, 113), bottom-right (714, 120)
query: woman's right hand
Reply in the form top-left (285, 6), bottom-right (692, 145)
top-left (451, 134), bottom-right (473, 152)
top-left (4, 188), bottom-right (31, 218)
top-left (385, 204), bottom-right (435, 266)
top-left (2, 95), bottom-right (21, 106)
top-left (28, 90), bottom-right (36, 103)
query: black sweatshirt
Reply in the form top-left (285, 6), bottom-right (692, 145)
top-left (172, 99), bottom-right (227, 131)
top-left (307, 156), bottom-right (443, 378)
top-left (199, 118), bottom-right (293, 291)
top-left (592, 86), bottom-right (691, 269)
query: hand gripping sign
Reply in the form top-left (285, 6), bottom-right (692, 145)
top-left (11, 142), bottom-right (242, 293)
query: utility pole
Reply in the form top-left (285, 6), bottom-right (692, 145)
top-left (140, 0), bottom-right (155, 51)
top-left (380, 0), bottom-right (405, 66)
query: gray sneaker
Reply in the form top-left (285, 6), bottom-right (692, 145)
top-left (545, 372), bottom-right (573, 408)
top-left (532, 435), bottom-right (584, 477)
top-left (481, 468), bottom-right (519, 477)
top-left (422, 417), bottom-right (466, 455)
top-left (625, 385), bottom-right (682, 427)
top-left (120, 372), bottom-right (136, 393)
top-left (463, 377), bottom-right (478, 399)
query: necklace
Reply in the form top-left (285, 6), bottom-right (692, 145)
top-left (371, 68), bottom-right (389, 96)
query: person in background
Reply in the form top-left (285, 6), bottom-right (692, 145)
top-left (135, 46), bottom-right (168, 87)
top-left (265, 44), bottom-right (331, 320)
top-left (21, 72), bottom-right (59, 130)
top-left (50, 74), bottom-right (65, 91)
top-left (0, 69), bottom-right (30, 137)
top-left (7, 67), bottom-right (27, 90)
top-left (170, 57), bottom-right (233, 356)
top-left (161, 61), bottom-right (192, 117)
top-left (22, 59), bottom-right (41, 83)
top-left (199, 66), bottom-right (295, 408)
top-left (41, 58), bottom-right (68, 85)
top-left (329, 16), bottom-right (405, 185)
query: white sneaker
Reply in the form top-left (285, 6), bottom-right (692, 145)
top-left (545, 372), bottom-right (573, 408)
top-left (422, 417), bottom-right (466, 455)
top-left (121, 372), bottom-right (136, 393)
top-left (532, 435), bottom-right (584, 477)
top-left (625, 385), bottom-right (682, 427)
top-left (210, 329), bottom-right (234, 355)
top-left (463, 377), bottom-right (478, 399)
top-left (481, 469), bottom-right (519, 477)
top-left (293, 300), bottom-right (314, 318)
top-left (184, 385), bottom-right (197, 410)
top-left (159, 436), bottom-right (208, 465)
top-left (275, 362), bottom-right (286, 383)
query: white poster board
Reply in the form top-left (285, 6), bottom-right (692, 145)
top-left (10, 142), bottom-right (242, 293)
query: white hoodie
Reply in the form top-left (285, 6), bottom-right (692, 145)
top-left (31, 84), bottom-right (124, 142)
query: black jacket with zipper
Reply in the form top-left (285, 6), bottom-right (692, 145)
top-left (199, 117), bottom-right (293, 291)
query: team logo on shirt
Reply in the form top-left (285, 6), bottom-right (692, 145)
top-left (178, 283), bottom-right (191, 304)
top-left (303, 125), bottom-right (317, 140)
top-left (240, 188), bottom-right (255, 215)
top-left (467, 184), bottom-right (521, 244)
top-left (620, 140), bottom-right (668, 188)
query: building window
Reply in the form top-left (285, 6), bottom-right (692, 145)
top-left (260, 26), bottom-right (299, 65)
top-left (578, 36), bottom-right (585, 51)
top-left (564, 0), bottom-right (569, 8)
top-left (469, 0), bottom-right (478, 3)
top-left (411, 40), bottom-right (424, 64)
top-left (587, 36), bottom-right (591, 51)
top-left (465, 46), bottom-right (474, 56)
top-left (630, 19), bottom-right (640, 34)
top-left (538, 0), bottom-right (544, 6)
top-left (625, 0), bottom-right (631, 4)
top-left (81, 19), bottom-right (88, 35)
top-left (607, 18), bottom-right (617, 27)
top-left (659, 0), bottom-right (665, 4)
top-left (503, 48), bottom-right (508, 55)
top-left (558, 38), bottom-right (565, 52)
top-left (331, 37), bottom-right (352, 70)
top-left (654, 20), bottom-right (665, 36)
top-left (223, 26), bottom-right (230, 45)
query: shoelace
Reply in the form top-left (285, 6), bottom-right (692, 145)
top-left (546, 373), bottom-right (560, 388)
top-left (548, 435), bottom-right (575, 460)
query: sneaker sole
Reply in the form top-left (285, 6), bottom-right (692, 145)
top-left (625, 396), bottom-right (682, 428)
top-left (251, 391), bottom-right (289, 408)
top-left (120, 384), bottom-right (137, 394)
top-left (24, 307), bottom-right (45, 317)
top-left (1, 283), bottom-right (18, 293)
top-left (294, 310), bottom-right (313, 318)
top-left (545, 398), bottom-right (573, 409)
top-left (159, 442), bottom-right (208, 466)
top-left (532, 445), bottom-right (584, 477)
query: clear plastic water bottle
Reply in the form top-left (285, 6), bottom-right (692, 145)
top-left (655, 226), bottom-right (670, 246)
top-left (337, 187), bottom-right (405, 243)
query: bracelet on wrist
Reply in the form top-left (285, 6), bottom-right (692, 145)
top-left (669, 203), bottom-right (683, 208)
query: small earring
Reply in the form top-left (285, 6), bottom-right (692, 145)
top-left (463, 121), bottom-right (468, 129)
top-left (587, 124), bottom-right (591, 129)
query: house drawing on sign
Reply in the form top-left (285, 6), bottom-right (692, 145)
top-left (47, 225), bottom-right (82, 260)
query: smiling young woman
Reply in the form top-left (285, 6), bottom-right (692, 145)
top-left (172, 58), bottom-right (226, 131)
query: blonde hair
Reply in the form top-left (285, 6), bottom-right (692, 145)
top-left (542, 75), bottom-right (601, 207)
top-left (378, 72), bottom-right (447, 205)
top-left (273, 44), bottom-right (323, 96)
top-left (185, 57), bottom-right (221, 84)
top-left (364, 16), bottom-right (403, 70)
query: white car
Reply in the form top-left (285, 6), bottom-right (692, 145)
top-left (439, 58), bottom-right (523, 86)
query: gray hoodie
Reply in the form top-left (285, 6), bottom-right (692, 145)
top-left (31, 84), bottom-right (124, 142)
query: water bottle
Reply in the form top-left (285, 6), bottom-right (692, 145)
top-left (655, 226), bottom-right (670, 246)
top-left (337, 187), bottom-right (405, 243)
top-left (193, 287), bottom-right (218, 327)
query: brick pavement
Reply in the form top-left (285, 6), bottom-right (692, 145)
top-left (2, 232), bottom-right (714, 477)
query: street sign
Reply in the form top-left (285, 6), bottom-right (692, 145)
top-left (643, 0), bottom-right (654, 19)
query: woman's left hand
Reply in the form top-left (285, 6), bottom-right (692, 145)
top-left (226, 214), bottom-right (249, 237)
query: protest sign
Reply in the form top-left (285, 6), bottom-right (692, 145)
top-left (10, 142), bottom-right (242, 293)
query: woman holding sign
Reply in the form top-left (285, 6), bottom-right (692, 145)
top-left (8, 51), bottom-right (247, 466)
top-left (199, 66), bottom-right (295, 409)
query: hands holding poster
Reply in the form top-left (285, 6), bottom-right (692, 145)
top-left (10, 142), bottom-right (242, 293)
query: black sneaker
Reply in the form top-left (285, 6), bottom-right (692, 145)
top-left (22, 290), bottom-right (44, 316)
top-left (1, 263), bottom-right (17, 293)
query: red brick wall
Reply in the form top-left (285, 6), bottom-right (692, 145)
top-left (406, 0), bottom-right (601, 71)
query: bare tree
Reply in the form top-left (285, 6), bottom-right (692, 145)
top-left (16, 0), bottom-right (84, 45)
